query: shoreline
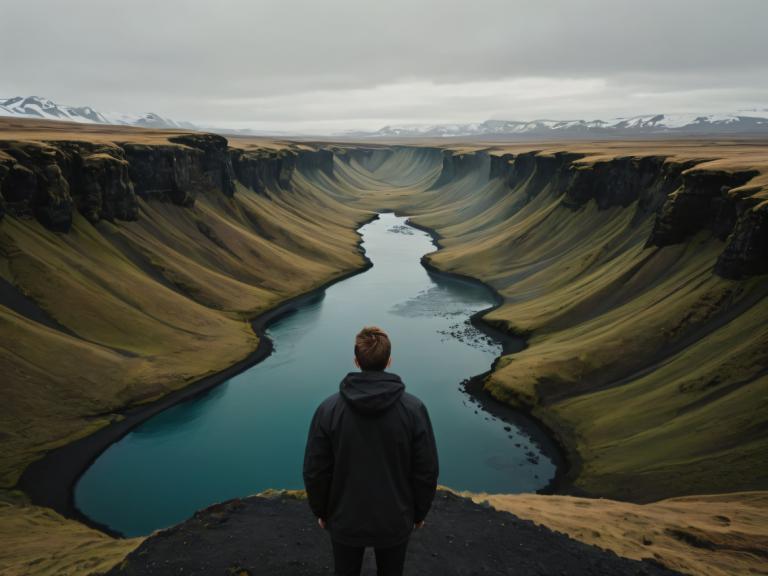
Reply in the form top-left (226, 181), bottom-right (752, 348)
top-left (16, 212), bottom-right (381, 537)
top-left (401, 213), bottom-right (573, 496)
top-left (16, 209), bottom-right (570, 538)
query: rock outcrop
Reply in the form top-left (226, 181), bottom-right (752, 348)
top-left (447, 149), bottom-right (767, 279)
top-left (562, 156), bottom-right (682, 212)
top-left (168, 134), bottom-right (236, 198)
top-left (491, 151), bottom-right (584, 203)
top-left (0, 142), bottom-right (74, 230)
top-left (0, 141), bottom-right (139, 229)
top-left (79, 151), bottom-right (138, 223)
top-left (123, 133), bottom-right (236, 206)
top-left (0, 133), bottom-right (340, 233)
top-left (230, 149), bottom-right (283, 193)
top-left (429, 149), bottom-right (491, 189)
top-left (295, 147), bottom-right (335, 177)
top-left (644, 168), bottom-right (763, 278)
top-left (107, 491), bottom-right (682, 576)
top-left (4, 137), bottom-right (764, 277)
top-left (647, 169), bottom-right (758, 245)
top-left (231, 147), bottom-right (336, 194)
top-left (715, 200), bottom-right (768, 278)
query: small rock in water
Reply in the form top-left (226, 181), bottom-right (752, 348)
top-left (388, 225), bottom-right (414, 235)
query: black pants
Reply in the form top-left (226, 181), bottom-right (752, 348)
top-left (331, 538), bottom-right (409, 576)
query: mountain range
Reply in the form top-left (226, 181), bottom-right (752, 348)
top-left (0, 96), bottom-right (196, 130)
top-left (2, 95), bottom-right (768, 137)
top-left (368, 113), bottom-right (768, 138)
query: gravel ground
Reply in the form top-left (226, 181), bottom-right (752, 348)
top-left (108, 491), bottom-right (683, 576)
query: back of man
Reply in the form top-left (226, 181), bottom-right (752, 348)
top-left (303, 326), bottom-right (439, 576)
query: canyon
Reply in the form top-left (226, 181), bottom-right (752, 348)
top-left (0, 117), bottom-right (766, 575)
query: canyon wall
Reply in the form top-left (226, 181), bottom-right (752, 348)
top-left (0, 134), bottom-right (340, 228)
top-left (0, 130), bottom-right (368, 489)
top-left (2, 128), bottom-right (766, 507)
top-left (335, 145), bottom-right (766, 501)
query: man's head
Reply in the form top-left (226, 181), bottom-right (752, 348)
top-left (354, 326), bottom-right (392, 371)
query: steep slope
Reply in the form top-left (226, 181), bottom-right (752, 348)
top-left (326, 140), bottom-right (768, 501)
top-left (2, 120), bottom-right (767, 573)
top-left (0, 119), bottom-right (373, 490)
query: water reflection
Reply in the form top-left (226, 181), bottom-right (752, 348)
top-left (131, 383), bottom-right (230, 437)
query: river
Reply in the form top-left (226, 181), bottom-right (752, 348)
top-left (75, 213), bottom-right (557, 536)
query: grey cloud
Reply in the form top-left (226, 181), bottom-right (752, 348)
top-left (1, 0), bottom-right (766, 131)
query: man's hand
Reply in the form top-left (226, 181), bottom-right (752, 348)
top-left (414, 520), bottom-right (425, 529)
top-left (318, 517), bottom-right (327, 529)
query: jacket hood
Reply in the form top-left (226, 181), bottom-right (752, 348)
top-left (340, 371), bottom-right (405, 415)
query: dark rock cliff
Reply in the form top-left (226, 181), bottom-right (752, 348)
top-left (562, 156), bottom-right (684, 213)
top-left (230, 149), bottom-right (282, 193)
top-left (123, 133), bottom-right (235, 206)
top-left (646, 168), bottom-right (766, 278)
top-left (0, 143), bottom-right (75, 230)
top-left (295, 147), bottom-right (334, 177)
top-left (230, 147), bottom-right (334, 194)
top-left (79, 151), bottom-right (138, 222)
top-left (0, 133), bottom-right (333, 232)
top-left (345, 146), bottom-right (396, 172)
top-left (714, 199), bottom-right (768, 278)
top-left (52, 142), bottom-right (139, 224)
top-left (473, 149), bottom-right (766, 279)
top-left (509, 151), bottom-right (584, 203)
top-left (487, 151), bottom-right (686, 214)
top-left (2, 137), bottom-right (765, 279)
top-left (647, 170), bottom-right (758, 246)
top-left (429, 149), bottom-right (491, 189)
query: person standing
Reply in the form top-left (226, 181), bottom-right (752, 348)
top-left (303, 326), bottom-right (439, 576)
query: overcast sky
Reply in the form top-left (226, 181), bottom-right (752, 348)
top-left (2, 0), bottom-right (767, 133)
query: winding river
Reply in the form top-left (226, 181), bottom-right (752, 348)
top-left (75, 213), bottom-right (557, 536)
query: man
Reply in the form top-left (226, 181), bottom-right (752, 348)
top-left (303, 326), bottom-right (439, 576)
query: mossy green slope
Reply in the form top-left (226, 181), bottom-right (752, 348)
top-left (326, 142), bottom-right (768, 501)
top-left (1, 126), bottom-right (767, 573)
top-left (0, 133), bottom-right (372, 489)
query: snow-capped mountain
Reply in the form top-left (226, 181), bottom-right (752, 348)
top-left (3, 96), bottom-right (768, 138)
top-left (370, 112), bottom-right (768, 138)
top-left (0, 96), bottom-right (195, 130)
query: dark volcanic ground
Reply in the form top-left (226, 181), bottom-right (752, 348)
top-left (108, 491), bottom-right (682, 576)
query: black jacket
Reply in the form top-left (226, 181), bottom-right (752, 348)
top-left (303, 370), bottom-right (439, 547)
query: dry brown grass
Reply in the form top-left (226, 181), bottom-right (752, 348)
top-left (459, 489), bottom-right (768, 576)
top-left (0, 117), bottom-right (277, 148)
top-left (0, 492), bottom-right (142, 576)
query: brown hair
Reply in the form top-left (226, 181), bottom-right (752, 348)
top-left (354, 326), bottom-right (391, 371)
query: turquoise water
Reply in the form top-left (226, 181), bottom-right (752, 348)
top-left (75, 213), bottom-right (556, 536)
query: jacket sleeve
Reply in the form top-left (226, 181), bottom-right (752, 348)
top-left (411, 402), bottom-right (439, 523)
top-left (303, 403), bottom-right (334, 519)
